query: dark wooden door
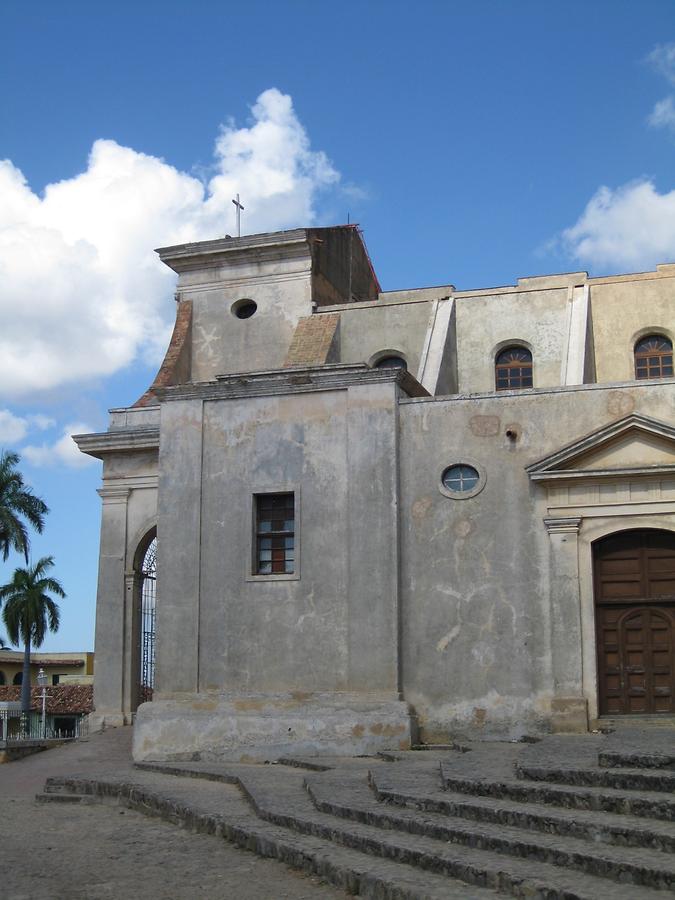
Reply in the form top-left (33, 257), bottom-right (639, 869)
top-left (594, 530), bottom-right (675, 716)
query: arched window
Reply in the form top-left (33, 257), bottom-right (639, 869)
top-left (634, 335), bottom-right (673, 380)
top-left (495, 346), bottom-right (533, 391)
top-left (13, 672), bottom-right (22, 685)
top-left (138, 536), bottom-right (157, 704)
top-left (374, 355), bottom-right (407, 371)
top-left (0, 670), bottom-right (5, 686)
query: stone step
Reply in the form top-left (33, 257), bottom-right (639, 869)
top-left (277, 757), bottom-right (334, 771)
top-left (41, 773), bottom-right (496, 900)
top-left (35, 792), bottom-right (97, 804)
top-left (369, 770), bottom-right (675, 853)
top-left (440, 770), bottom-right (675, 821)
top-left (599, 717), bottom-right (675, 730)
top-left (516, 763), bottom-right (675, 792)
top-left (597, 729), bottom-right (675, 770)
top-left (303, 772), bottom-right (675, 890)
top-left (239, 772), bottom-right (672, 899)
top-left (137, 760), bottom-right (675, 897)
top-left (599, 750), bottom-right (675, 770)
top-left (44, 779), bottom-right (82, 794)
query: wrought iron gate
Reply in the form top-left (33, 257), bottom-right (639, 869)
top-left (138, 537), bottom-right (156, 703)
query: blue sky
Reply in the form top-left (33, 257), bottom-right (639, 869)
top-left (1, 1), bottom-right (674, 650)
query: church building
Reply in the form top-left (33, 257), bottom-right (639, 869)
top-left (75, 225), bottom-right (675, 761)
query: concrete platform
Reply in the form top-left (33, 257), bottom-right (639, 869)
top-left (133, 691), bottom-right (415, 762)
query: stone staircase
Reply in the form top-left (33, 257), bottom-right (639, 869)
top-left (37, 731), bottom-right (675, 899)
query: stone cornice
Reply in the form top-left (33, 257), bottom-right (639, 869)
top-left (73, 427), bottom-right (160, 460)
top-left (156, 230), bottom-right (310, 274)
top-left (526, 413), bottom-right (675, 483)
top-left (544, 516), bottom-right (582, 535)
top-left (532, 464), bottom-right (675, 483)
top-left (101, 474), bottom-right (158, 491)
top-left (97, 486), bottom-right (131, 503)
top-left (155, 364), bottom-right (430, 402)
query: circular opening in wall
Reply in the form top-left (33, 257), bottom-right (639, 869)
top-left (439, 462), bottom-right (485, 499)
top-left (232, 299), bottom-right (257, 319)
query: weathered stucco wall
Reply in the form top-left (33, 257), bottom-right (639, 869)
top-left (590, 269), bottom-right (675, 383)
top-left (81, 224), bottom-right (675, 755)
top-left (185, 255), bottom-right (314, 382)
top-left (330, 301), bottom-right (433, 378)
top-left (154, 379), bottom-right (402, 699)
top-left (91, 447), bottom-right (158, 726)
top-left (398, 380), bottom-right (675, 740)
top-left (454, 287), bottom-right (570, 393)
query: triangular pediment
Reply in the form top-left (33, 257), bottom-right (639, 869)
top-left (526, 414), bottom-right (675, 482)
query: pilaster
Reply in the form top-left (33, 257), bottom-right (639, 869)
top-left (92, 487), bottom-right (130, 725)
top-left (560, 284), bottom-right (589, 385)
top-left (543, 515), bottom-right (588, 732)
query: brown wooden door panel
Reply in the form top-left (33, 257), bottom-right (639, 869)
top-left (595, 530), bottom-right (675, 716)
top-left (597, 606), bottom-right (674, 715)
top-left (595, 529), bottom-right (675, 604)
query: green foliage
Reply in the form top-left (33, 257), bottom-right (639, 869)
top-left (0, 450), bottom-right (48, 562)
top-left (1, 556), bottom-right (64, 649)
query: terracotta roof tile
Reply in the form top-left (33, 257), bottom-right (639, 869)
top-left (0, 685), bottom-right (93, 714)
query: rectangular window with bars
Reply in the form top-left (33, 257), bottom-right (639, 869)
top-left (255, 493), bottom-right (295, 575)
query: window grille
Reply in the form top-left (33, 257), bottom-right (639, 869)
top-left (255, 494), bottom-right (294, 575)
top-left (495, 346), bottom-right (533, 390)
top-left (634, 335), bottom-right (673, 380)
top-left (139, 537), bottom-right (156, 702)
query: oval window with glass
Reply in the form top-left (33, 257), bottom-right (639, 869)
top-left (441, 464), bottom-right (480, 493)
top-left (634, 335), bottom-right (673, 380)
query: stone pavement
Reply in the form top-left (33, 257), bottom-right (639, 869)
top-left (5, 725), bottom-right (675, 899)
top-left (0, 727), bottom-right (345, 900)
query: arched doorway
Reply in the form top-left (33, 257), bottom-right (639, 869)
top-left (135, 531), bottom-right (157, 706)
top-left (594, 529), bottom-right (675, 715)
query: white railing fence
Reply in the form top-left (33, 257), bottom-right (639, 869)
top-left (0, 709), bottom-right (89, 743)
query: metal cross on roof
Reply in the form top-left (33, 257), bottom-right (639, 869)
top-left (232, 193), bottom-right (244, 237)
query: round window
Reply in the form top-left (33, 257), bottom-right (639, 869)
top-left (439, 462), bottom-right (485, 499)
top-left (232, 299), bottom-right (257, 319)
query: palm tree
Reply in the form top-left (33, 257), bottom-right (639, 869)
top-left (1, 557), bottom-right (64, 717)
top-left (0, 450), bottom-right (48, 562)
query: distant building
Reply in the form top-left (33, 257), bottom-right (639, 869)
top-left (0, 684), bottom-right (93, 739)
top-left (0, 650), bottom-right (94, 687)
top-left (76, 225), bottom-right (675, 761)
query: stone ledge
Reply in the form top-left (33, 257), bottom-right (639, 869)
top-left (133, 691), bottom-right (415, 763)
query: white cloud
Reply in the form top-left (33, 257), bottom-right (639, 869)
top-left (560, 43), bottom-right (675, 272)
top-left (0, 88), bottom-right (340, 398)
top-left (561, 179), bottom-right (675, 272)
top-left (649, 96), bottom-right (675, 132)
top-left (23, 422), bottom-right (96, 469)
top-left (647, 44), bottom-right (675, 134)
top-left (28, 414), bottom-right (56, 431)
top-left (0, 409), bottom-right (59, 446)
top-left (0, 409), bottom-right (29, 444)
top-left (648, 43), bottom-right (675, 87)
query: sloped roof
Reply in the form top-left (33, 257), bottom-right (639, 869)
top-left (0, 651), bottom-right (86, 666)
top-left (0, 685), bottom-right (93, 714)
